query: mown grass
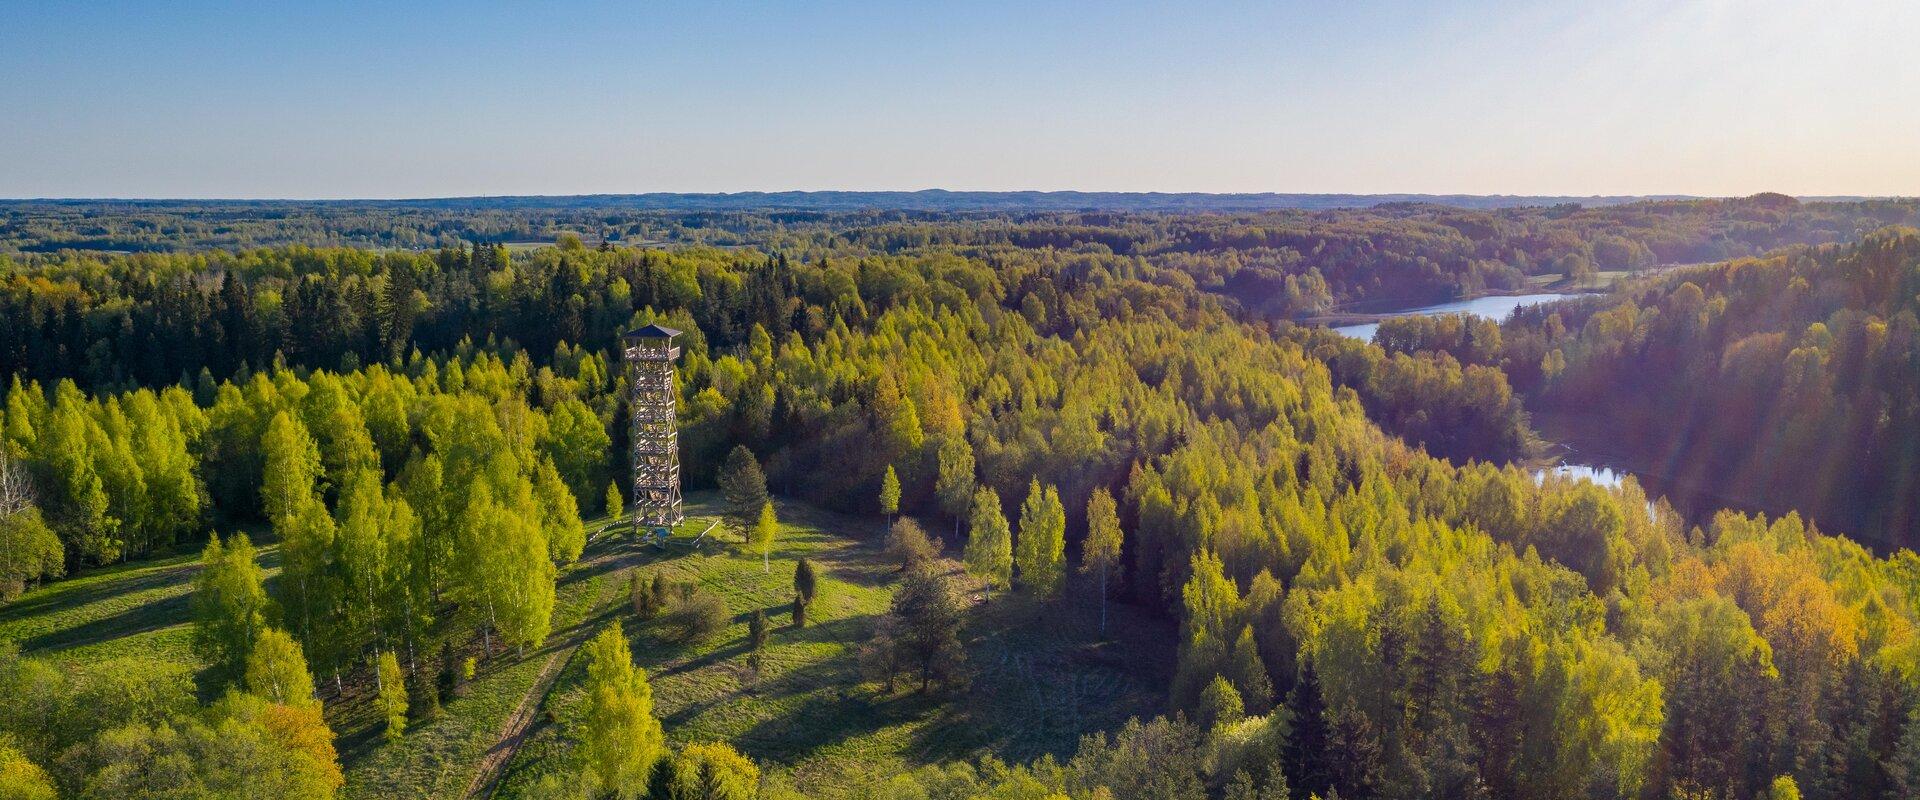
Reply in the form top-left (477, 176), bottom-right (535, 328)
top-left (494, 497), bottom-right (1174, 798)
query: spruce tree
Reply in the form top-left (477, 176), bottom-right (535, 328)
top-left (716, 445), bottom-right (769, 538)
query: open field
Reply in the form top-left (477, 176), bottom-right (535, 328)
top-left (0, 494), bottom-right (1172, 799)
top-left (493, 499), bottom-right (1174, 798)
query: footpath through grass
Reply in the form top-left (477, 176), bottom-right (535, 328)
top-left (494, 498), bottom-right (1173, 798)
top-left (0, 493), bottom-right (1173, 799)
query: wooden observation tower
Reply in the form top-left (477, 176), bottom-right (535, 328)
top-left (623, 323), bottom-right (685, 534)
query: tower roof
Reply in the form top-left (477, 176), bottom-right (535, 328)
top-left (622, 323), bottom-right (683, 339)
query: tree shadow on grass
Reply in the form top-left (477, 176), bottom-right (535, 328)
top-left (19, 588), bottom-right (191, 653)
top-left (0, 560), bottom-right (196, 629)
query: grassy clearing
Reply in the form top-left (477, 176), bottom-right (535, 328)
top-left (0, 543), bottom-right (281, 696)
top-left (0, 494), bottom-right (1172, 799)
top-left (494, 497), bottom-right (1173, 798)
top-left (340, 511), bottom-right (715, 799)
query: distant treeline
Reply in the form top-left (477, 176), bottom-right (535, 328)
top-left (7, 194), bottom-right (1919, 323)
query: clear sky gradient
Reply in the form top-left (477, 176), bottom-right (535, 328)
top-left (3, 0), bottom-right (1914, 199)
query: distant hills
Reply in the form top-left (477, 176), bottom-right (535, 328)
top-left (6, 190), bottom-right (1889, 213)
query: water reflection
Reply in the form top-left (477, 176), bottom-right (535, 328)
top-left (1331, 293), bottom-right (1575, 340)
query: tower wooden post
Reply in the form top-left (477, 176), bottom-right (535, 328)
top-left (622, 323), bottom-right (685, 536)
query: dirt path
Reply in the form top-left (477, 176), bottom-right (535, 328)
top-left (463, 645), bottom-right (571, 799)
top-left (461, 520), bottom-right (707, 798)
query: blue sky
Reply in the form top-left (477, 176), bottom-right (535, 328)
top-left (2, 0), bottom-right (1914, 198)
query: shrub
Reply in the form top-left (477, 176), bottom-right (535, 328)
top-left (658, 584), bottom-right (730, 644)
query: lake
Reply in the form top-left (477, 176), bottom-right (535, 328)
top-left (1328, 292), bottom-right (1637, 490)
top-left (1330, 293), bottom-right (1575, 341)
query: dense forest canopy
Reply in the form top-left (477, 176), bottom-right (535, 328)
top-left (1489, 228), bottom-right (1920, 553)
top-left (2, 201), bottom-right (1920, 799)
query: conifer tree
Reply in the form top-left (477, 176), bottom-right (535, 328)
top-left (1285, 659), bottom-right (1333, 797)
top-left (717, 445), bottom-right (768, 538)
top-left (1014, 479), bottom-right (1065, 597)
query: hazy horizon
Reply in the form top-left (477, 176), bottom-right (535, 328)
top-left (4, 0), bottom-right (1915, 199)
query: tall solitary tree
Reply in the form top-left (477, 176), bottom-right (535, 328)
top-left (750, 502), bottom-right (778, 573)
top-left (579, 622), bottom-right (664, 798)
top-left (716, 445), bottom-right (769, 538)
top-left (1081, 488), bottom-right (1124, 634)
top-left (605, 480), bottom-right (624, 522)
top-left (963, 487), bottom-right (1012, 599)
top-left (1015, 479), bottom-right (1065, 597)
top-left (879, 464), bottom-right (901, 529)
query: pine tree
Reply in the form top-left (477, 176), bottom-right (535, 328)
top-left (1014, 479), bottom-right (1065, 597)
top-left (964, 486), bottom-right (1012, 599)
top-left (1285, 659), bottom-right (1333, 798)
top-left (1082, 488), bottom-right (1124, 634)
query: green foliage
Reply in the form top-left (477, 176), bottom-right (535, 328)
top-left (1196, 675), bottom-right (1245, 732)
top-left (657, 584), bottom-right (729, 645)
top-left (1014, 480), bottom-right (1064, 597)
top-left (606, 481), bottom-right (625, 521)
top-left (663, 741), bottom-right (760, 800)
top-left (378, 650), bottom-right (408, 742)
top-left (0, 507), bottom-right (62, 601)
top-left (861, 565), bottom-right (967, 694)
top-left (0, 743), bottom-right (54, 800)
top-left (246, 627), bottom-right (319, 711)
top-left (191, 532), bottom-right (269, 677)
top-left (750, 502), bottom-right (778, 572)
top-left (885, 518), bottom-right (939, 572)
top-left (964, 487), bottom-right (1012, 596)
top-left (579, 622), bottom-right (663, 798)
top-left (879, 465), bottom-right (901, 519)
top-left (717, 446), bottom-right (769, 539)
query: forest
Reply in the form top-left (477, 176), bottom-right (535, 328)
top-left (1, 199), bottom-right (1919, 799)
